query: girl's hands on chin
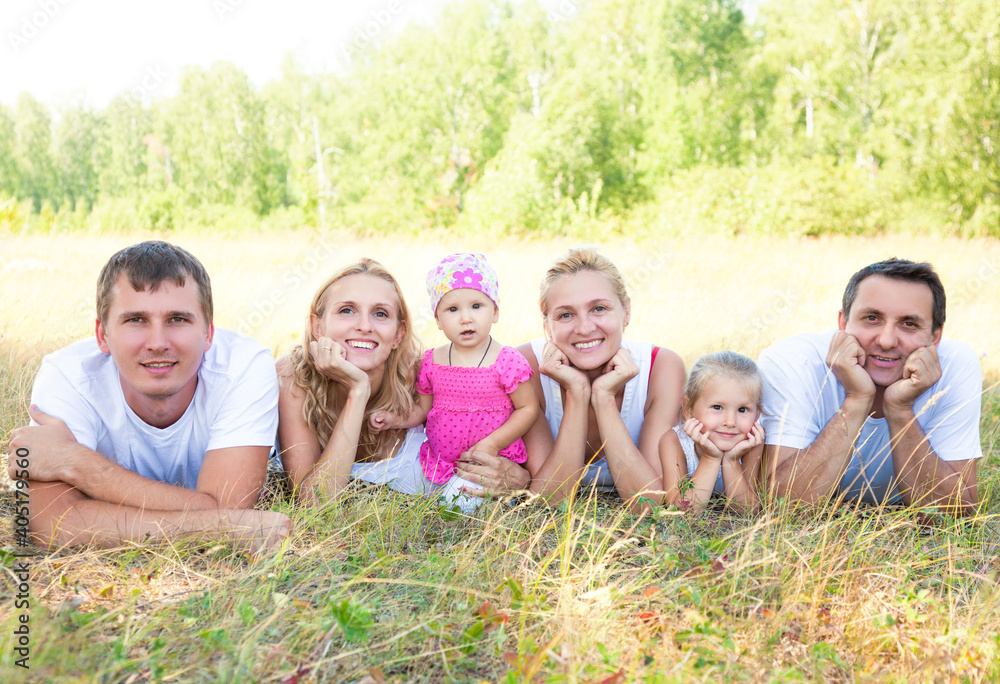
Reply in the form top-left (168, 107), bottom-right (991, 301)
top-left (590, 347), bottom-right (638, 399)
top-left (725, 421), bottom-right (764, 462)
top-left (683, 418), bottom-right (726, 462)
top-left (309, 337), bottom-right (369, 391)
top-left (539, 341), bottom-right (590, 393)
top-left (683, 418), bottom-right (765, 463)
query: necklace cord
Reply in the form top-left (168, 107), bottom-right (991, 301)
top-left (449, 336), bottom-right (493, 367)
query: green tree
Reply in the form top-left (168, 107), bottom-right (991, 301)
top-left (640, 0), bottom-right (752, 173)
top-left (327, 0), bottom-right (524, 228)
top-left (464, 0), bottom-right (652, 233)
top-left (162, 62), bottom-right (284, 214)
top-left (0, 104), bottom-right (18, 198)
top-left (260, 56), bottom-right (335, 227)
top-left (756, 0), bottom-right (907, 164)
top-left (894, 0), bottom-right (1000, 228)
top-left (13, 93), bottom-right (55, 211)
top-left (53, 102), bottom-right (101, 210)
top-left (96, 95), bottom-right (151, 198)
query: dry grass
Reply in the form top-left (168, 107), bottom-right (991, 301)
top-left (1, 230), bottom-right (999, 682)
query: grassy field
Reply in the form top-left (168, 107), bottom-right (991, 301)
top-left (1, 230), bottom-right (999, 682)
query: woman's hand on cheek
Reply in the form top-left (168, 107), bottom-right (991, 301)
top-left (591, 347), bottom-right (638, 400)
top-left (539, 341), bottom-right (590, 394)
top-left (310, 337), bottom-right (370, 392)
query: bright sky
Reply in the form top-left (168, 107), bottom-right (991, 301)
top-left (0, 0), bottom-right (455, 108)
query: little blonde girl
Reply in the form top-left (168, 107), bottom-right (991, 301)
top-left (659, 351), bottom-right (765, 511)
top-left (370, 253), bottom-right (538, 510)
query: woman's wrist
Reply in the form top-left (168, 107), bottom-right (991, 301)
top-left (300, 469), bottom-right (336, 502)
top-left (590, 385), bottom-right (618, 407)
top-left (564, 379), bottom-right (592, 402)
top-left (346, 381), bottom-right (371, 404)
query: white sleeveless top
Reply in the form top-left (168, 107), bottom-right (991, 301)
top-left (350, 426), bottom-right (438, 495)
top-left (528, 339), bottom-right (653, 491)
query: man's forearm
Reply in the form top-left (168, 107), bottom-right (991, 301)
top-left (771, 396), bottom-right (872, 502)
top-left (27, 480), bottom-right (289, 551)
top-left (59, 443), bottom-right (221, 510)
top-left (886, 410), bottom-right (976, 511)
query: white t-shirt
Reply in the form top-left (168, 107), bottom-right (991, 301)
top-left (30, 328), bottom-right (279, 490)
top-left (758, 331), bottom-right (983, 503)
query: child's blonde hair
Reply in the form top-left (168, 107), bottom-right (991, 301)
top-left (684, 351), bottom-right (764, 410)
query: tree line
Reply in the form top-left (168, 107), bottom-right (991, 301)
top-left (1, 0), bottom-right (997, 236)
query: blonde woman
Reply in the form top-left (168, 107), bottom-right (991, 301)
top-left (456, 248), bottom-right (685, 507)
top-left (276, 259), bottom-right (430, 502)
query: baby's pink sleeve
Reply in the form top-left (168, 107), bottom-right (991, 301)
top-left (416, 349), bottom-right (435, 395)
top-left (497, 346), bottom-right (533, 394)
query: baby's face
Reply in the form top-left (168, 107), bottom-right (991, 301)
top-left (435, 288), bottom-right (498, 349)
top-left (685, 376), bottom-right (759, 452)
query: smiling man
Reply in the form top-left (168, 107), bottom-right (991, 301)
top-left (757, 259), bottom-right (982, 512)
top-left (7, 241), bottom-right (291, 552)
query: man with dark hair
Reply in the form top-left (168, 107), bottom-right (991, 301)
top-left (758, 258), bottom-right (982, 512)
top-left (8, 241), bottom-right (291, 552)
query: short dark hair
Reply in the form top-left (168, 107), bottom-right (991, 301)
top-left (97, 241), bottom-right (213, 325)
top-left (842, 258), bottom-right (945, 332)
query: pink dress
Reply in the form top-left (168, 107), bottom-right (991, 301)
top-left (417, 345), bottom-right (533, 484)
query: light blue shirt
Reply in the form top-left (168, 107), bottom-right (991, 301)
top-left (759, 331), bottom-right (982, 503)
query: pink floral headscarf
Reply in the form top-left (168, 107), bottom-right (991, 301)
top-left (426, 253), bottom-right (499, 314)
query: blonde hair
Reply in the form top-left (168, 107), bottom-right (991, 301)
top-left (288, 258), bottom-right (421, 458)
top-left (684, 351), bottom-right (763, 410)
top-left (539, 247), bottom-right (631, 318)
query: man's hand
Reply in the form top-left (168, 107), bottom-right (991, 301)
top-left (224, 509), bottom-right (294, 557)
top-left (884, 346), bottom-right (942, 413)
top-left (7, 405), bottom-right (79, 482)
top-left (826, 332), bottom-right (876, 405)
